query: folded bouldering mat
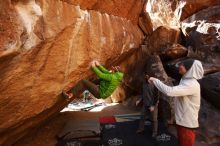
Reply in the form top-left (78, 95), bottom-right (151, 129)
top-left (114, 113), bottom-right (141, 122)
top-left (56, 119), bottom-right (101, 146)
top-left (101, 120), bottom-right (178, 146)
top-left (99, 113), bottom-right (142, 123)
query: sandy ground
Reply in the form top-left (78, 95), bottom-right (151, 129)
top-left (14, 104), bottom-right (220, 146)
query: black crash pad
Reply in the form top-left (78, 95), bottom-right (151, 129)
top-left (101, 120), bottom-right (178, 146)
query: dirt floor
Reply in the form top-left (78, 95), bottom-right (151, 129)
top-left (14, 103), bottom-right (220, 146)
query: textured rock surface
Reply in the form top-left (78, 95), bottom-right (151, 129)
top-left (199, 72), bottom-right (220, 110)
top-left (144, 26), bottom-right (181, 54)
top-left (182, 5), bottom-right (220, 74)
top-left (181, 0), bottom-right (220, 20)
top-left (163, 5), bottom-right (220, 80)
top-left (138, 11), bottom-right (153, 35)
top-left (1, 0), bottom-right (220, 145)
top-left (0, 1), bottom-right (23, 57)
top-left (160, 44), bottom-right (188, 60)
top-left (62, 0), bottom-right (146, 24)
top-left (198, 99), bottom-right (220, 144)
top-left (0, 0), bottom-right (143, 145)
top-left (144, 0), bottom-right (220, 30)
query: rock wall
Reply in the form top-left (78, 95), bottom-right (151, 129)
top-left (199, 72), bottom-right (220, 110)
top-left (198, 98), bottom-right (220, 144)
top-left (180, 0), bottom-right (220, 20)
top-left (62, 0), bottom-right (146, 24)
top-left (1, 0), bottom-right (220, 145)
top-left (182, 5), bottom-right (220, 74)
top-left (144, 0), bottom-right (220, 30)
top-left (0, 0), bottom-right (144, 145)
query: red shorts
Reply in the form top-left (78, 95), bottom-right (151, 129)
top-left (176, 125), bottom-right (196, 146)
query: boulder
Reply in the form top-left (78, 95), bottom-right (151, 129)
top-left (159, 44), bottom-right (188, 60)
top-left (0, 0), bottom-right (23, 57)
top-left (198, 99), bottom-right (220, 144)
top-left (181, 0), bottom-right (220, 20)
top-left (138, 11), bottom-right (153, 35)
top-left (144, 0), bottom-right (220, 29)
top-left (182, 6), bottom-right (220, 74)
top-left (144, 26), bottom-right (181, 54)
top-left (199, 72), bottom-right (220, 110)
top-left (0, 0), bottom-right (143, 145)
top-left (62, 0), bottom-right (146, 24)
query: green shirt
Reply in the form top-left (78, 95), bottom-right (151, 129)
top-left (92, 65), bottom-right (124, 99)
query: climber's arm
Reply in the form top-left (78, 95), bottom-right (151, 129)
top-left (92, 66), bottom-right (112, 81)
top-left (98, 65), bottom-right (110, 73)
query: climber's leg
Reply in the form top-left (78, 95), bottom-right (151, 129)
top-left (79, 80), bottom-right (101, 99)
top-left (63, 79), bottom-right (100, 99)
top-left (137, 105), bottom-right (149, 133)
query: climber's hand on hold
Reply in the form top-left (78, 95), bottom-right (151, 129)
top-left (95, 61), bottom-right (100, 66)
top-left (91, 61), bottom-right (96, 67)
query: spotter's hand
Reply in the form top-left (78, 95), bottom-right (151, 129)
top-left (148, 77), bottom-right (157, 84)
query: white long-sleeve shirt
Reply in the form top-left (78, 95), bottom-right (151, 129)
top-left (152, 60), bottom-right (204, 128)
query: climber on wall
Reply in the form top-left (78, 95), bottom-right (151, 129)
top-left (62, 61), bottom-right (124, 99)
top-left (136, 74), bottom-right (159, 138)
top-left (148, 59), bottom-right (204, 146)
